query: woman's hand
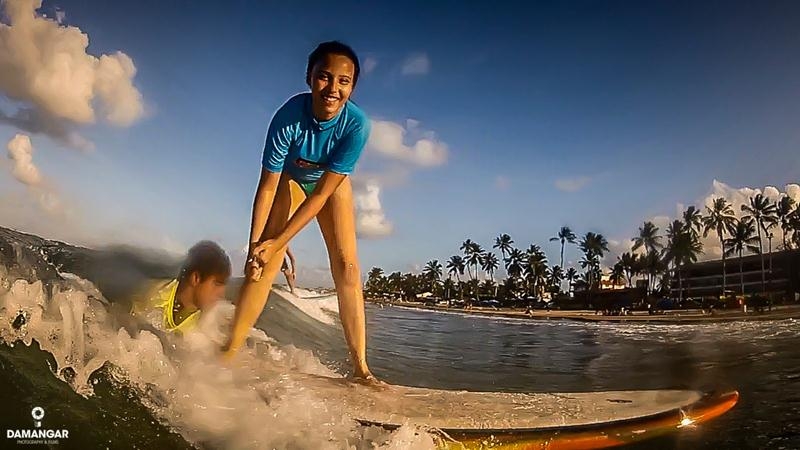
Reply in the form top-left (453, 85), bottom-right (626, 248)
top-left (246, 258), bottom-right (263, 282)
top-left (253, 239), bottom-right (279, 265)
top-left (245, 241), bottom-right (269, 281)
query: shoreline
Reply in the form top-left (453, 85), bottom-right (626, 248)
top-left (371, 300), bottom-right (800, 324)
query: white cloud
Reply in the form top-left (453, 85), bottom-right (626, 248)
top-left (787, 184), bottom-right (800, 202)
top-left (7, 134), bottom-right (41, 185)
top-left (0, 187), bottom-right (185, 256)
top-left (2, 134), bottom-right (183, 255)
top-left (354, 119), bottom-right (450, 240)
top-left (352, 167), bottom-right (411, 189)
top-left (763, 185), bottom-right (781, 202)
top-left (367, 119), bottom-right (448, 167)
top-left (35, 189), bottom-right (61, 214)
top-left (649, 215), bottom-right (672, 231)
top-left (354, 181), bottom-right (393, 238)
top-left (495, 175), bottom-right (511, 191)
top-left (362, 56), bottom-right (378, 74)
top-left (698, 180), bottom-right (800, 254)
top-left (4, 133), bottom-right (65, 216)
top-left (555, 176), bottom-right (591, 192)
top-left (0, 0), bottom-right (144, 149)
top-left (401, 53), bottom-right (430, 75)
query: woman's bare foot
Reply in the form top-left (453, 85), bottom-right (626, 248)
top-left (219, 343), bottom-right (238, 365)
top-left (349, 371), bottom-right (389, 389)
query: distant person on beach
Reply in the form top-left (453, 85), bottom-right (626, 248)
top-left (281, 247), bottom-right (297, 295)
top-left (130, 241), bottom-right (231, 334)
top-left (221, 41), bottom-right (377, 383)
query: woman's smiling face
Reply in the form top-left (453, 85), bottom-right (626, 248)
top-left (308, 53), bottom-right (355, 121)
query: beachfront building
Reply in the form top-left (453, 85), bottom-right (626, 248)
top-left (599, 274), bottom-right (626, 290)
top-left (670, 249), bottom-right (800, 301)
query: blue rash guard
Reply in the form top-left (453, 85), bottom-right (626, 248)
top-left (261, 93), bottom-right (371, 195)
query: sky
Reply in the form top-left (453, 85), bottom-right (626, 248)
top-left (1, 0), bottom-right (800, 287)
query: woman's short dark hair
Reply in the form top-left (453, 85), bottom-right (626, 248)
top-left (306, 41), bottom-right (361, 86)
top-left (178, 241), bottom-right (231, 281)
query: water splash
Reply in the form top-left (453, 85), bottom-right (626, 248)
top-left (0, 275), bottom-right (437, 449)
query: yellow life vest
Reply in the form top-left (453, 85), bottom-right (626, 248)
top-left (135, 279), bottom-right (200, 334)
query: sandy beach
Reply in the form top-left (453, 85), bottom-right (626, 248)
top-left (376, 301), bottom-right (800, 324)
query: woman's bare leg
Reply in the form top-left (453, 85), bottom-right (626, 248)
top-left (286, 270), bottom-right (297, 294)
top-left (316, 177), bottom-right (372, 379)
top-left (223, 175), bottom-right (305, 357)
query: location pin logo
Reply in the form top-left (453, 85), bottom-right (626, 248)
top-left (31, 406), bottom-right (44, 428)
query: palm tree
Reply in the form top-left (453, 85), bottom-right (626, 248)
top-left (446, 256), bottom-right (464, 282)
top-left (573, 273), bottom-right (590, 292)
top-left (505, 248), bottom-right (525, 281)
top-left (446, 255), bottom-right (466, 299)
top-left (683, 206), bottom-right (704, 239)
top-left (632, 222), bottom-right (662, 295)
top-left (548, 265), bottom-right (564, 293)
top-left (493, 233), bottom-right (514, 263)
top-left (641, 250), bottom-right (664, 295)
top-left (465, 243), bottom-right (485, 284)
top-left (549, 226), bottom-right (577, 270)
top-left (581, 232), bottom-right (610, 259)
top-left (776, 195), bottom-right (797, 250)
top-left (724, 219), bottom-right (761, 295)
top-left (792, 204), bottom-right (800, 249)
top-left (703, 197), bottom-right (737, 296)
top-left (524, 245), bottom-right (548, 298)
top-left (741, 193), bottom-right (778, 291)
top-left (578, 232), bottom-right (608, 290)
top-left (618, 252), bottom-right (639, 288)
top-left (565, 267), bottom-right (578, 294)
top-left (387, 271), bottom-right (403, 297)
top-left (481, 252), bottom-right (500, 296)
top-left (610, 262), bottom-right (626, 287)
top-left (632, 221), bottom-right (663, 254)
top-left (365, 267), bottom-right (385, 294)
top-left (501, 276), bottom-right (519, 300)
top-left (460, 239), bottom-right (477, 279)
top-left (400, 273), bottom-right (423, 300)
top-left (442, 278), bottom-right (457, 301)
top-left (632, 222), bottom-right (664, 294)
top-left (481, 252), bottom-right (499, 282)
top-left (422, 260), bottom-right (443, 292)
top-left (479, 279), bottom-right (496, 299)
top-left (663, 220), bottom-right (704, 301)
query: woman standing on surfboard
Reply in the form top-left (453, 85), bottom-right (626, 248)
top-left (221, 41), bottom-right (376, 382)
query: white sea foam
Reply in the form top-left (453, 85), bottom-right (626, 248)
top-left (276, 286), bottom-right (340, 325)
top-left (0, 275), bottom-right (437, 449)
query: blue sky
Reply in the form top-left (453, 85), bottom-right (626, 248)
top-left (2, 0), bottom-right (800, 286)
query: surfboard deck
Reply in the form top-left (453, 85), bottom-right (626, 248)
top-left (279, 374), bottom-right (738, 449)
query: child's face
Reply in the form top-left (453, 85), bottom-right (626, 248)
top-left (309, 53), bottom-right (355, 121)
top-left (193, 273), bottom-right (228, 311)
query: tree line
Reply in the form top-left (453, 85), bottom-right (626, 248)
top-left (365, 193), bottom-right (800, 303)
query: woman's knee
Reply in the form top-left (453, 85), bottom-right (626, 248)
top-left (330, 255), bottom-right (361, 287)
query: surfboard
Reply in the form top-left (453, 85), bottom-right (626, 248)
top-left (280, 374), bottom-right (738, 449)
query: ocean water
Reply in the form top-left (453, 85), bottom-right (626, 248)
top-left (1, 234), bottom-right (798, 449)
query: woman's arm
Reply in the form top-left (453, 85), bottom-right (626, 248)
top-left (248, 169), bottom-right (282, 256)
top-left (275, 171), bottom-right (346, 248)
top-left (253, 171), bottom-right (346, 262)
